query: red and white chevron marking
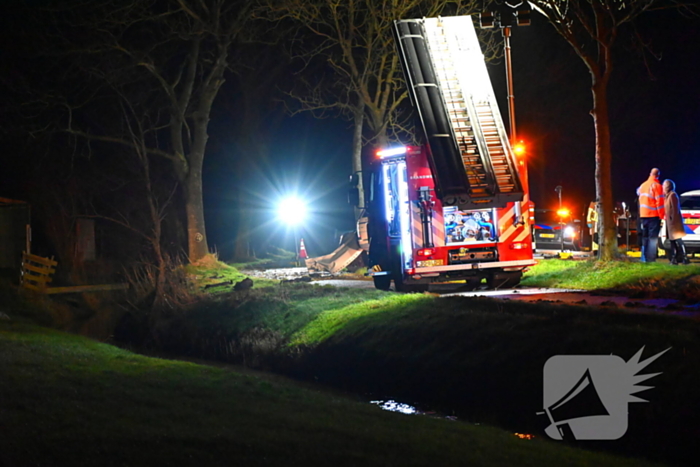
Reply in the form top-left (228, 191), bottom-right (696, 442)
top-left (411, 204), bottom-right (445, 248)
top-left (497, 194), bottom-right (531, 243)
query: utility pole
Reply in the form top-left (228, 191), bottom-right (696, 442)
top-left (555, 185), bottom-right (564, 252)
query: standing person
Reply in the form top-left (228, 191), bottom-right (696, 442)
top-left (663, 179), bottom-right (690, 265)
top-left (637, 168), bottom-right (665, 262)
top-left (586, 201), bottom-right (599, 252)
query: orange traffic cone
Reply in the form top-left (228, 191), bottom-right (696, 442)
top-left (299, 238), bottom-right (308, 259)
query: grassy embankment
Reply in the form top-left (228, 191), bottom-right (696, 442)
top-left (0, 318), bottom-right (658, 467)
top-left (139, 257), bottom-right (700, 466)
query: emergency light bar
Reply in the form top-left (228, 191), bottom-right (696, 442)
top-left (377, 146), bottom-right (407, 158)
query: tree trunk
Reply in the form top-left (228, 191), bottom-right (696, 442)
top-left (591, 78), bottom-right (618, 261)
top-left (183, 57), bottom-right (225, 261)
top-left (184, 106), bottom-right (209, 262)
top-left (184, 149), bottom-right (209, 261)
top-left (352, 107), bottom-right (365, 218)
top-left (152, 234), bottom-right (167, 309)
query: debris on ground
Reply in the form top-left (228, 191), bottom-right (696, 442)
top-left (233, 278), bottom-right (254, 291)
top-left (240, 267), bottom-right (311, 281)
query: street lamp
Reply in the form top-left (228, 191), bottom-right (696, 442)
top-left (279, 196), bottom-right (307, 265)
top-left (479, 2), bottom-right (531, 143)
top-left (555, 185), bottom-right (563, 210)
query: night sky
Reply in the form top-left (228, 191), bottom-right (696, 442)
top-left (491, 10), bottom-right (700, 215)
top-left (2, 7), bottom-right (699, 259)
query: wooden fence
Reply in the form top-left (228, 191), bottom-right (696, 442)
top-left (20, 252), bottom-right (128, 294)
top-left (20, 252), bottom-right (57, 292)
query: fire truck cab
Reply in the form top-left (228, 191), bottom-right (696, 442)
top-left (352, 15), bottom-right (536, 292)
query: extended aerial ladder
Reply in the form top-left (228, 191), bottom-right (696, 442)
top-left (393, 16), bottom-right (523, 209)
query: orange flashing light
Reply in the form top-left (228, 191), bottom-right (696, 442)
top-left (513, 141), bottom-right (526, 156)
top-left (557, 208), bottom-right (570, 218)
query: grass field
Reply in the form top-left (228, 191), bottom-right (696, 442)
top-left (0, 321), bottom-right (658, 467)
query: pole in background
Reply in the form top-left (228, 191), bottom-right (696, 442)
top-left (503, 26), bottom-right (517, 142)
top-left (294, 228), bottom-right (300, 267)
top-left (479, 2), bottom-right (531, 144)
top-left (555, 186), bottom-right (564, 252)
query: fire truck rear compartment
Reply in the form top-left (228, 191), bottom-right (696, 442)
top-left (448, 247), bottom-right (497, 264)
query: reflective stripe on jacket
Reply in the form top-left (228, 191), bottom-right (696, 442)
top-left (638, 176), bottom-right (665, 218)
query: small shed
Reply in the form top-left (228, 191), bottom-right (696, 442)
top-left (0, 197), bottom-right (30, 270)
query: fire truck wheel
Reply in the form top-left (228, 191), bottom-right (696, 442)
top-left (373, 275), bottom-right (392, 291)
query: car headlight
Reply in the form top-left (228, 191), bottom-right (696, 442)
top-left (563, 226), bottom-right (575, 238)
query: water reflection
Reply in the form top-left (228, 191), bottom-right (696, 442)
top-left (370, 399), bottom-right (418, 415)
top-left (371, 400), bottom-right (535, 441)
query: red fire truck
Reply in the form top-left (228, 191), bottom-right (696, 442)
top-left (351, 15), bottom-right (535, 292)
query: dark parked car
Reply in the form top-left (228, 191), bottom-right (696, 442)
top-left (533, 208), bottom-right (589, 252)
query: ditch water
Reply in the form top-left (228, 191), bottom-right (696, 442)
top-left (369, 399), bottom-right (536, 441)
top-left (370, 399), bottom-right (419, 415)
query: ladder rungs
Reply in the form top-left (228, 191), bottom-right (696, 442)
top-left (425, 20), bottom-right (522, 201)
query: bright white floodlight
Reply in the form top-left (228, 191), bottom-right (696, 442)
top-left (279, 196), bottom-right (307, 226)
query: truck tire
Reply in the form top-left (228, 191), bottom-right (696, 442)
top-left (373, 275), bottom-right (392, 291)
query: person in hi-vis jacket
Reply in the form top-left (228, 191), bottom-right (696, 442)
top-left (636, 168), bottom-right (665, 262)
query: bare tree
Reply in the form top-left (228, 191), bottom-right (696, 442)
top-left (37, 0), bottom-right (257, 262)
top-left (260, 0), bottom-right (489, 211)
top-left (529, 0), bottom-right (699, 261)
top-left (106, 98), bottom-right (176, 307)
